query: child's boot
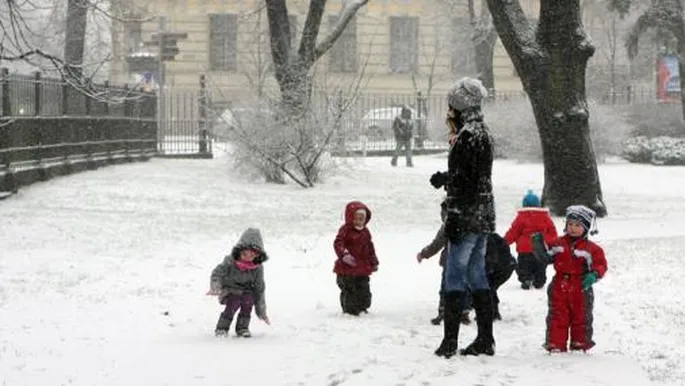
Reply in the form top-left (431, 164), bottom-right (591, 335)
top-left (431, 299), bottom-right (445, 325)
top-left (460, 310), bottom-right (472, 325)
top-left (435, 291), bottom-right (463, 358)
top-left (460, 290), bottom-right (495, 356)
top-left (493, 303), bottom-right (502, 321)
top-left (215, 311), bottom-right (232, 336)
top-left (235, 315), bottom-right (252, 338)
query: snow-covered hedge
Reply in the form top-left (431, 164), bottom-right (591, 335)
top-left (484, 99), bottom-right (633, 162)
top-left (621, 136), bottom-right (685, 165)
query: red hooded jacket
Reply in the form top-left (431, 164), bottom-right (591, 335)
top-left (504, 207), bottom-right (558, 254)
top-left (333, 201), bottom-right (379, 276)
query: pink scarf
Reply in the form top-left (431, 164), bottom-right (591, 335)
top-left (235, 260), bottom-right (258, 271)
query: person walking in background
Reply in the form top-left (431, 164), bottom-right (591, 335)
top-left (391, 106), bottom-right (414, 167)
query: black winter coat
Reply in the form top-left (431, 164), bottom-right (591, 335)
top-left (445, 108), bottom-right (496, 238)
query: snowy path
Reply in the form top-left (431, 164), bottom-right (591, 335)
top-left (1, 154), bottom-right (683, 385)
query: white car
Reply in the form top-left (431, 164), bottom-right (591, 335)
top-left (360, 107), bottom-right (427, 140)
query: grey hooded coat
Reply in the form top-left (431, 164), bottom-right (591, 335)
top-left (210, 228), bottom-right (268, 319)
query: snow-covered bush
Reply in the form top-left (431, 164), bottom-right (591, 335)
top-left (483, 98), bottom-right (633, 162)
top-left (587, 100), bottom-right (635, 161)
top-left (621, 136), bottom-right (685, 165)
top-left (618, 103), bottom-right (685, 138)
top-left (218, 92), bottom-right (356, 187)
top-left (484, 99), bottom-right (541, 161)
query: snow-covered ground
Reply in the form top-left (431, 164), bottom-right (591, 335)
top-left (1, 151), bottom-right (683, 386)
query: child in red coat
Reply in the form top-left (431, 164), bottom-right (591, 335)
top-left (504, 190), bottom-right (558, 289)
top-left (333, 201), bottom-right (379, 316)
top-left (534, 205), bottom-right (608, 352)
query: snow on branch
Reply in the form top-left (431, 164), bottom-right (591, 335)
top-left (314, 0), bottom-right (369, 61)
top-left (486, 0), bottom-right (540, 60)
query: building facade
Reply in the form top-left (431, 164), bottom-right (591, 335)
top-left (109, 0), bottom-right (652, 101)
top-left (109, 0), bottom-right (549, 97)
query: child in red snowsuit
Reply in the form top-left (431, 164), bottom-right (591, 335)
top-left (504, 190), bottom-right (558, 289)
top-left (534, 205), bottom-right (608, 352)
top-left (333, 201), bottom-right (379, 316)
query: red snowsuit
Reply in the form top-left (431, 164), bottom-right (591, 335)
top-left (504, 207), bottom-right (558, 287)
top-left (333, 201), bottom-right (378, 276)
top-left (544, 235), bottom-right (608, 351)
top-left (504, 208), bottom-right (558, 253)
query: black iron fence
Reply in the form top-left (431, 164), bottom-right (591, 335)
top-left (0, 68), bottom-right (159, 194)
top-left (207, 83), bottom-right (659, 156)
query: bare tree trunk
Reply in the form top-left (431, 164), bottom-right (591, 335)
top-left (468, 0), bottom-right (497, 93)
top-left (64, 0), bottom-right (88, 80)
top-left (474, 28), bottom-right (497, 92)
top-left (487, 0), bottom-right (607, 216)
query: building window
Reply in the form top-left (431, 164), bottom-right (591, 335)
top-left (209, 13), bottom-right (238, 71)
top-left (449, 18), bottom-right (476, 75)
top-left (389, 16), bottom-right (419, 74)
top-left (124, 20), bottom-right (142, 54)
top-left (328, 15), bottom-right (358, 73)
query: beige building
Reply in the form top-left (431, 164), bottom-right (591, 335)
top-left (109, 0), bottom-right (551, 97)
top-left (110, 0), bottom-right (643, 100)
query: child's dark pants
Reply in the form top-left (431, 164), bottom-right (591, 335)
top-left (336, 275), bottom-right (371, 315)
top-left (516, 252), bottom-right (547, 288)
top-left (216, 293), bottom-right (254, 334)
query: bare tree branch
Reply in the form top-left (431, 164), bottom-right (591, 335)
top-left (299, 0), bottom-right (326, 65)
top-left (486, 0), bottom-right (540, 62)
top-left (313, 0), bottom-right (369, 61)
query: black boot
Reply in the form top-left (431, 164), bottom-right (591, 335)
top-left (215, 311), bottom-right (232, 336)
top-left (235, 315), bottom-right (251, 338)
top-left (434, 291), bottom-right (462, 358)
top-left (460, 290), bottom-right (495, 356)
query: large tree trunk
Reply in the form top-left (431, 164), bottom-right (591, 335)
top-left (64, 0), bottom-right (88, 80)
top-left (487, 0), bottom-right (607, 216)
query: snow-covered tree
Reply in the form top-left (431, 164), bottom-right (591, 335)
top-left (620, 0), bottom-right (685, 130)
top-left (265, 0), bottom-right (368, 115)
top-left (486, 0), bottom-right (607, 216)
top-left (223, 0), bottom-right (368, 187)
top-left (0, 0), bottom-right (143, 89)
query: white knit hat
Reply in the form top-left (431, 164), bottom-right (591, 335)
top-left (447, 77), bottom-right (488, 111)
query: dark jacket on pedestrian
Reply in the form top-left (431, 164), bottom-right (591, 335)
top-left (444, 107), bottom-right (496, 239)
top-left (210, 228), bottom-right (268, 319)
top-left (392, 107), bottom-right (414, 142)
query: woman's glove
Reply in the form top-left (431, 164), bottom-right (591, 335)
top-left (430, 171), bottom-right (447, 189)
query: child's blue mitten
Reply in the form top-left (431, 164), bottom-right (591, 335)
top-left (582, 271), bottom-right (599, 290)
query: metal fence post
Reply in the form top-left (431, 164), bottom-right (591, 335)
top-left (34, 72), bottom-right (41, 116)
top-left (198, 74), bottom-right (209, 154)
top-left (1, 68), bottom-right (11, 116)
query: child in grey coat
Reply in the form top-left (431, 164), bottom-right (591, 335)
top-left (207, 228), bottom-right (270, 337)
